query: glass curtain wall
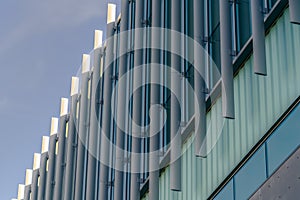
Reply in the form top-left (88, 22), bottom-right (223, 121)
top-left (214, 102), bottom-right (300, 200)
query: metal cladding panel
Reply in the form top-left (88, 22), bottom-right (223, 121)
top-left (37, 152), bottom-right (48, 200)
top-left (170, 0), bottom-right (182, 192)
top-left (220, 0), bottom-right (235, 119)
top-left (145, 8), bottom-right (300, 200)
top-left (53, 115), bottom-right (68, 200)
top-left (45, 134), bottom-right (57, 200)
top-left (289, 0), bottom-right (300, 24)
top-left (99, 22), bottom-right (115, 200)
top-left (63, 94), bottom-right (78, 200)
top-left (114, 1), bottom-right (129, 199)
top-left (24, 185), bottom-right (31, 200)
top-left (74, 70), bottom-right (90, 200)
top-left (251, 0), bottom-right (267, 75)
top-left (130, 0), bottom-right (145, 199)
top-left (30, 170), bottom-right (39, 200)
top-left (149, 0), bottom-right (162, 199)
top-left (86, 47), bottom-right (103, 200)
top-left (193, 0), bottom-right (207, 157)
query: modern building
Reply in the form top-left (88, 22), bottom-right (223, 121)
top-left (13, 0), bottom-right (300, 199)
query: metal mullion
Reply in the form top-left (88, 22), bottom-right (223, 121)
top-left (114, 1), bottom-right (130, 199)
top-left (170, 0), bottom-right (182, 191)
top-left (99, 4), bottom-right (117, 199)
top-left (264, 0), bottom-right (269, 11)
top-left (235, 1), bottom-right (241, 52)
top-left (96, 53), bottom-right (105, 200)
top-left (144, 1), bottom-right (152, 178)
top-left (130, 0), bottom-right (145, 198)
top-left (124, 3), bottom-right (134, 197)
top-left (74, 54), bottom-right (91, 200)
top-left (220, 0), bottom-right (235, 118)
top-left (251, 0), bottom-right (267, 75)
top-left (207, 0), bottom-right (214, 90)
top-left (232, 2), bottom-right (238, 55)
top-left (125, 8), bottom-right (134, 200)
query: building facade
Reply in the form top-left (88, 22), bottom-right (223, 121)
top-left (14, 0), bottom-right (300, 200)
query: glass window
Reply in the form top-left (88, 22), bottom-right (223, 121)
top-left (266, 0), bottom-right (278, 10)
top-left (183, 0), bottom-right (194, 123)
top-left (266, 104), bottom-right (300, 175)
top-left (234, 146), bottom-right (267, 199)
top-left (206, 0), bottom-right (252, 88)
top-left (235, 0), bottom-right (251, 51)
top-left (214, 179), bottom-right (234, 200)
top-left (162, 0), bottom-right (171, 153)
top-left (186, 65), bottom-right (195, 121)
top-left (213, 102), bottom-right (300, 200)
top-left (207, 0), bottom-right (221, 88)
top-left (162, 94), bottom-right (171, 152)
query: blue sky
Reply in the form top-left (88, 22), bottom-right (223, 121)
top-left (0, 0), bottom-right (119, 199)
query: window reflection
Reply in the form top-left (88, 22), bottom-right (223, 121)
top-left (266, 105), bottom-right (300, 174)
top-left (235, 146), bottom-right (267, 200)
top-left (214, 102), bottom-right (300, 200)
top-left (214, 179), bottom-right (234, 200)
top-left (235, 0), bottom-right (251, 51)
top-left (207, 0), bottom-right (221, 87)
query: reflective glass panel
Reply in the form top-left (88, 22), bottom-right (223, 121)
top-left (266, 104), bottom-right (300, 174)
top-left (235, 146), bottom-right (267, 199)
top-left (214, 179), bottom-right (234, 200)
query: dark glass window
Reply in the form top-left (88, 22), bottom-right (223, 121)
top-left (162, 0), bottom-right (171, 153)
top-left (186, 65), bottom-right (195, 121)
top-left (207, 0), bottom-right (221, 87)
top-left (213, 102), bottom-right (300, 200)
top-left (206, 0), bottom-right (252, 87)
top-left (183, 0), bottom-right (194, 122)
top-left (214, 179), bottom-right (234, 200)
top-left (266, 104), bottom-right (300, 175)
top-left (235, 0), bottom-right (251, 51)
top-left (234, 146), bottom-right (267, 199)
top-left (163, 93), bottom-right (171, 152)
top-left (266, 0), bottom-right (278, 10)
